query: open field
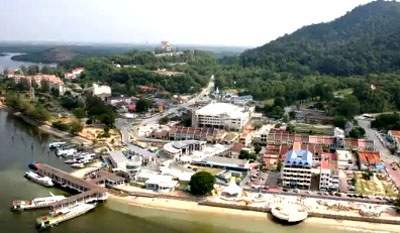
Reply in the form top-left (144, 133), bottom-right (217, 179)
top-left (354, 173), bottom-right (398, 197)
top-left (190, 165), bottom-right (222, 175)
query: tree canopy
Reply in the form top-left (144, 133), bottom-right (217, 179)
top-left (189, 171), bottom-right (216, 196)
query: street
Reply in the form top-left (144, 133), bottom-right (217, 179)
top-left (115, 75), bottom-right (215, 143)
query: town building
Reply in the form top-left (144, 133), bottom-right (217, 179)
top-left (192, 102), bottom-right (253, 131)
top-left (358, 151), bottom-right (383, 171)
top-left (160, 41), bottom-right (172, 53)
top-left (163, 140), bottom-right (207, 158)
top-left (192, 156), bottom-right (250, 171)
top-left (319, 153), bottom-right (339, 191)
top-left (108, 151), bottom-right (142, 177)
top-left (64, 67), bottom-right (85, 79)
top-left (9, 73), bottom-right (65, 95)
top-left (153, 69), bottom-right (183, 76)
top-left (336, 150), bottom-right (354, 170)
top-left (134, 170), bottom-right (178, 192)
top-left (294, 109), bottom-right (334, 125)
top-left (167, 126), bottom-right (225, 143)
top-left (281, 150), bottom-right (313, 189)
top-left (92, 83), bottom-right (111, 99)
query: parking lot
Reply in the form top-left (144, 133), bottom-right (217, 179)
top-left (241, 171), bottom-right (280, 190)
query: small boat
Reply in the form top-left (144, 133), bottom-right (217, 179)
top-left (24, 170), bottom-right (54, 187)
top-left (49, 141), bottom-right (67, 149)
top-left (11, 192), bottom-right (66, 212)
top-left (71, 163), bottom-right (85, 169)
top-left (64, 159), bottom-right (77, 164)
top-left (36, 203), bottom-right (97, 230)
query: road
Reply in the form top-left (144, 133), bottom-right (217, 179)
top-left (357, 117), bottom-right (393, 161)
top-left (115, 75), bottom-right (215, 142)
top-left (139, 75), bottom-right (215, 126)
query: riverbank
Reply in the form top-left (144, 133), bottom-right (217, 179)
top-left (0, 104), bottom-right (92, 146)
top-left (109, 194), bottom-right (400, 233)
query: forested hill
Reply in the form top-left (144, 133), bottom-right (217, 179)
top-left (240, 0), bottom-right (400, 76)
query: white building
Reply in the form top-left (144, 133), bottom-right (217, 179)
top-left (319, 154), bottom-right (339, 191)
top-left (192, 102), bottom-right (253, 131)
top-left (108, 151), bottom-right (142, 177)
top-left (92, 83), bottom-right (111, 98)
top-left (281, 150), bottom-right (313, 190)
top-left (134, 170), bottom-right (178, 193)
top-left (163, 140), bottom-right (206, 158)
top-left (336, 150), bottom-right (353, 169)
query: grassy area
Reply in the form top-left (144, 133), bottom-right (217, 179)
top-left (260, 99), bottom-right (274, 106)
top-left (294, 123), bottom-right (334, 135)
top-left (190, 166), bottom-right (222, 175)
top-left (334, 88), bottom-right (353, 96)
top-left (354, 173), bottom-right (398, 197)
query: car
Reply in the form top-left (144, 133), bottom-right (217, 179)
top-left (347, 194), bottom-right (353, 197)
top-left (262, 186), bottom-right (270, 191)
top-left (282, 188), bottom-right (288, 192)
top-left (293, 189), bottom-right (299, 193)
top-left (317, 192), bottom-right (323, 195)
top-left (334, 192), bottom-right (342, 197)
top-left (305, 191), bottom-right (311, 194)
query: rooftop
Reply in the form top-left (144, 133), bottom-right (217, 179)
top-left (358, 151), bottom-right (381, 164)
top-left (108, 151), bottom-right (127, 164)
top-left (128, 144), bottom-right (155, 158)
top-left (195, 102), bottom-right (249, 118)
top-left (171, 140), bottom-right (205, 149)
top-left (285, 150), bottom-right (313, 167)
top-left (202, 156), bottom-right (249, 167)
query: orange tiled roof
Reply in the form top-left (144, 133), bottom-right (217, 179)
top-left (358, 151), bottom-right (381, 164)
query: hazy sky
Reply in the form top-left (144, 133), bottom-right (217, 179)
top-left (0, 0), bottom-right (375, 47)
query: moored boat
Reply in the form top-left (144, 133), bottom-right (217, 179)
top-left (49, 141), bottom-right (66, 149)
top-left (64, 159), bottom-right (77, 164)
top-left (36, 203), bottom-right (97, 230)
top-left (24, 170), bottom-right (54, 187)
top-left (71, 163), bottom-right (85, 169)
top-left (11, 192), bottom-right (66, 212)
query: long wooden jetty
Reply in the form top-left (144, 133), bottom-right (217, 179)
top-left (34, 163), bottom-right (123, 211)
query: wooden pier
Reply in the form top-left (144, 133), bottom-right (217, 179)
top-left (34, 163), bottom-right (118, 211)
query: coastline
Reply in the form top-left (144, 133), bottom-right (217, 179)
top-left (0, 104), bottom-right (92, 146)
top-left (108, 194), bottom-right (400, 233)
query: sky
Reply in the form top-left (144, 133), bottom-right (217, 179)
top-left (0, 0), bottom-right (376, 47)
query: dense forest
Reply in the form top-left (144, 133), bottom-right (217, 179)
top-left (58, 50), bottom-right (218, 95)
top-left (214, 0), bottom-right (400, 119)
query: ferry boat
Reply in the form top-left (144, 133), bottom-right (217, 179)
top-left (49, 141), bottom-right (66, 149)
top-left (11, 192), bottom-right (66, 212)
top-left (36, 203), bottom-right (97, 230)
top-left (24, 170), bottom-right (54, 187)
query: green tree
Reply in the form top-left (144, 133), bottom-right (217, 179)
top-left (254, 144), bottom-right (262, 154)
top-left (69, 120), bottom-right (83, 135)
top-left (334, 115), bottom-right (347, 129)
top-left (336, 95), bottom-right (360, 118)
top-left (73, 107), bottom-right (86, 119)
top-left (286, 123), bottom-right (295, 133)
top-left (159, 116), bottom-right (170, 125)
top-left (189, 171), bottom-right (216, 196)
top-left (349, 127), bottom-right (366, 139)
top-left (362, 170), bottom-right (373, 180)
top-left (40, 79), bottom-right (50, 93)
top-left (394, 194), bottom-right (400, 213)
top-left (239, 150), bottom-right (257, 160)
top-left (277, 161), bottom-right (283, 172)
top-left (136, 98), bottom-right (153, 112)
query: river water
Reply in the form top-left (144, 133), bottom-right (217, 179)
top-left (0, 53), bottom-right (57, 72)
top-left (0, 110), bottom-right (358, 233)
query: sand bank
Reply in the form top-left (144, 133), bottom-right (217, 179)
top-left (109, 194), bottom-right (400, 233)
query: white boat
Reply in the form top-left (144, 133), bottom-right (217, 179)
top-left (49, 141), bottom-right (66, 149)
top-left (24, 170), bottom-right (54, 187)
top-left (11, 192), bottom-right (66, 211)
top-left (36, 203), bottom-right (96, 230)
top-left (71, 163), bottom-right (85, 169)
top-left (56, 148), bottom-right (77, 157)
top-left (64, 159), bottom-right (77, 164)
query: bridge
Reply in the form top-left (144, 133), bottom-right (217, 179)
top-left (34, 163), bottom-right (124, 211)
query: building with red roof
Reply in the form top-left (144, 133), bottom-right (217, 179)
top-left (358, 151), bottom-right (383, 171)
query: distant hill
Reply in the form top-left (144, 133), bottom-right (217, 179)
top-left (240, 0), bottom-right (400, 76)
top-left (11, 47), bottom-right (78, 63)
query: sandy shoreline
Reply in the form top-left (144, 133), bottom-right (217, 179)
top-left (108, 194), bottom-right (400, 233)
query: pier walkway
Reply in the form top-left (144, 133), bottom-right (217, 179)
top-left (35, 163), bottom-right (112, 210)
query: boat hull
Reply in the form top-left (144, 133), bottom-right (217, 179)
top-left (24, 172), bottom-right (54, 187)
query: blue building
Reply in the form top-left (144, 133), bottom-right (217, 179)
top-left (282, 150), bottom-right (313, 189)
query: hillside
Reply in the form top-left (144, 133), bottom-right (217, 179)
top-left (11, 47), bottom-right (78, 63)
top-left (240, 0), bottom-right (400, 76)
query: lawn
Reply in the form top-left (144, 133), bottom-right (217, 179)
top-left (190, 166), bottom-right (222, 175)
top-left (334, 88), bottom-right (353, 97)
top-left (354, 173), bottom-right (398, 197)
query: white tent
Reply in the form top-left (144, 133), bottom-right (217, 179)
top-left (221, 179), bottom-right (243, 196)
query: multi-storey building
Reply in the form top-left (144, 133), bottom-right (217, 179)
top-left (281, 150), bottom-right (313, 189)
top-left (192, 102), bottom-right (253, 131)
top-left (319, 153), bottom-right (339, 191)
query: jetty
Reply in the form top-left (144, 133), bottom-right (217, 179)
top-left (34, 163), bottom-right (123, 211)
